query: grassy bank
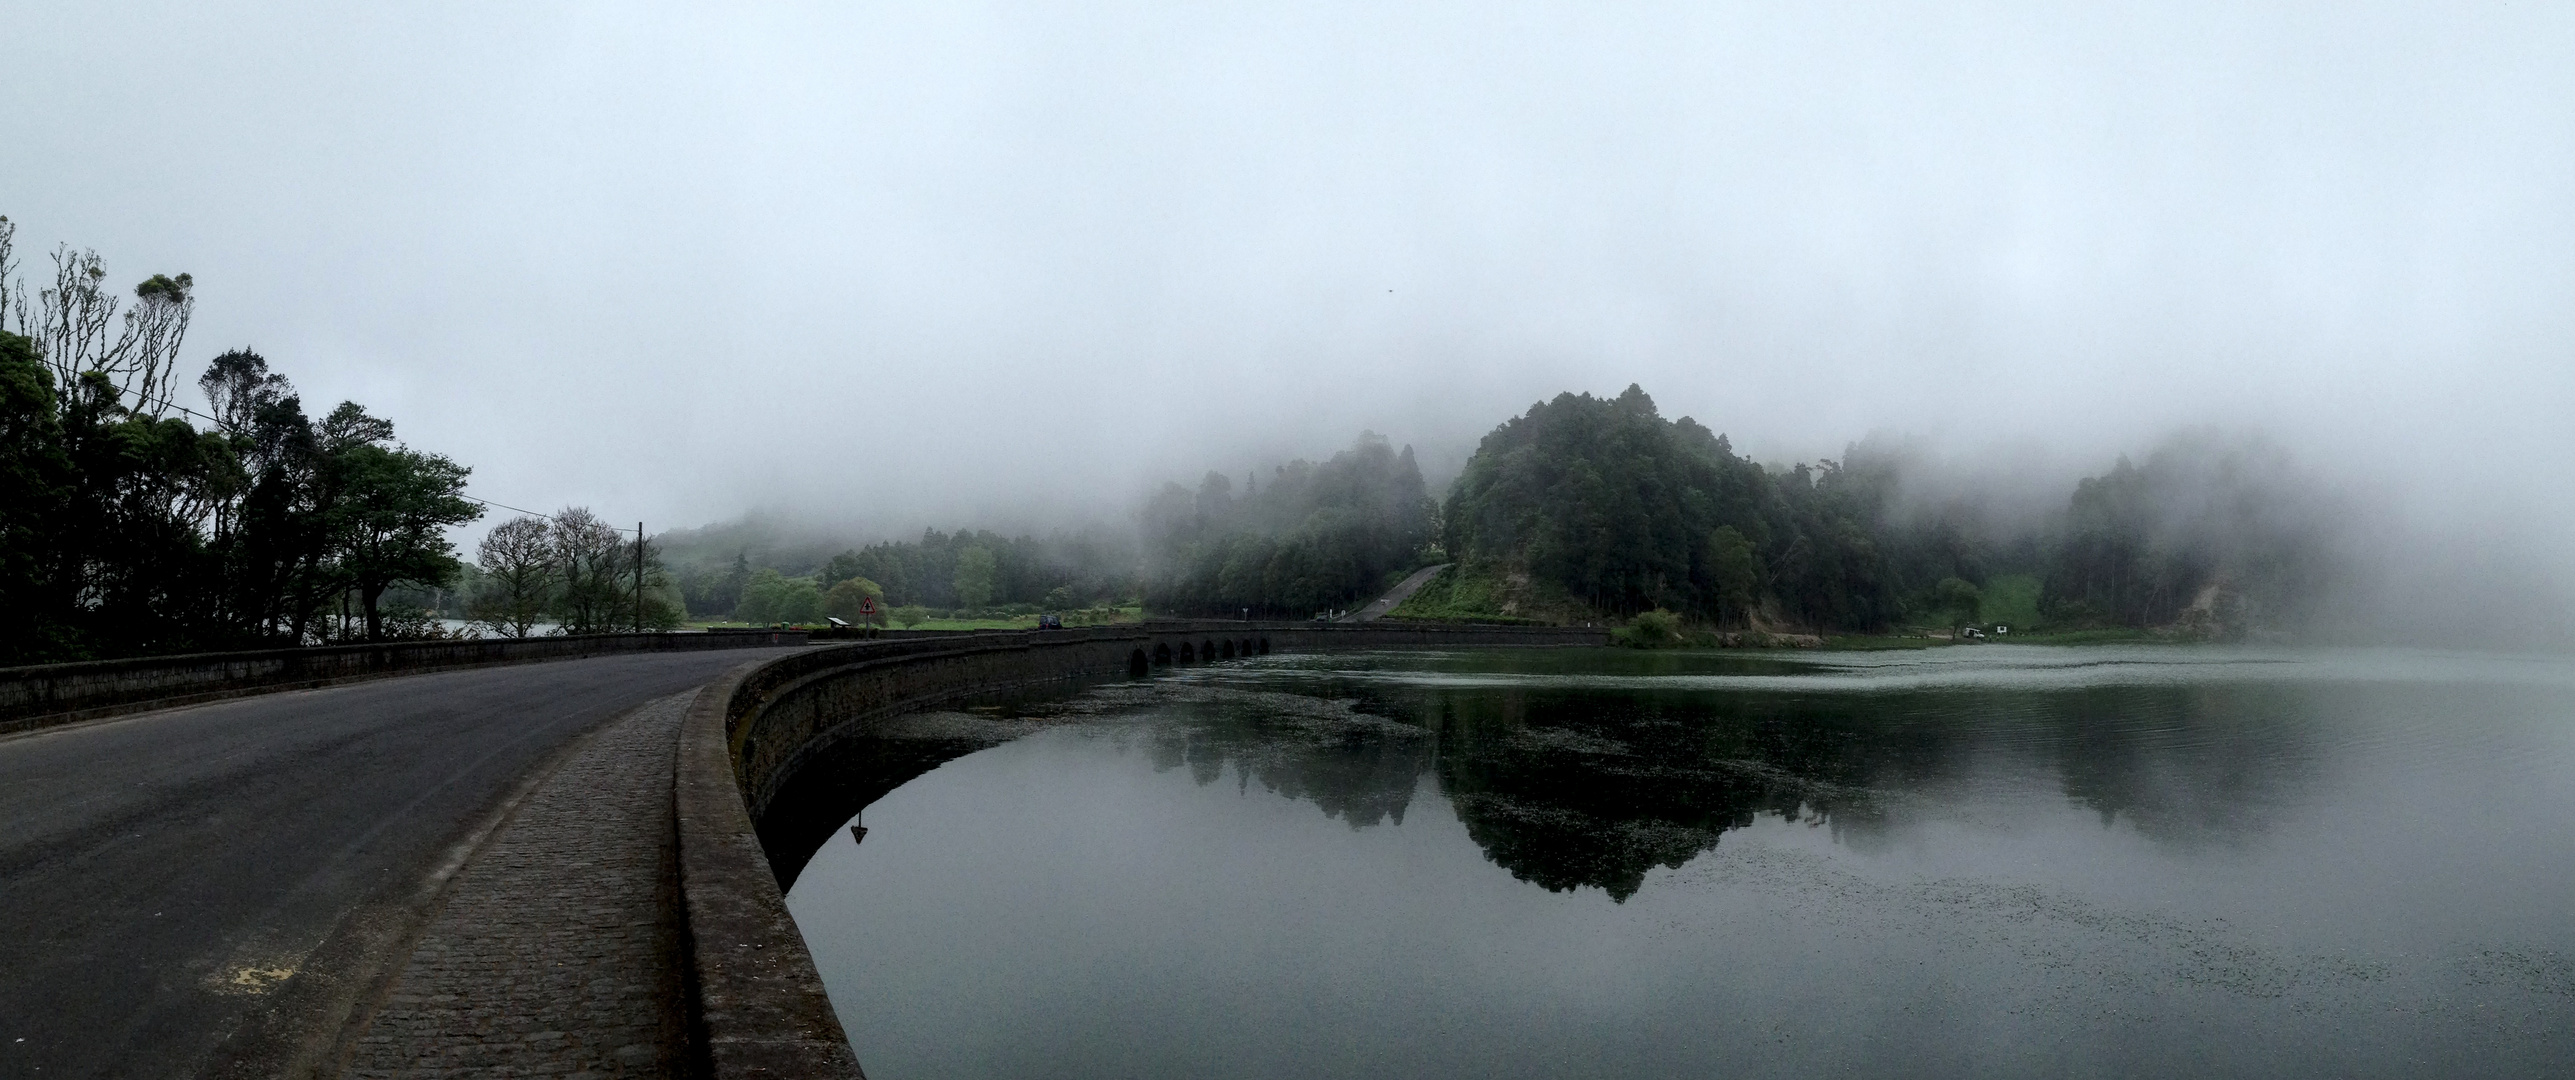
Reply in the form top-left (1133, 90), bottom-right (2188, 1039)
top-left (1976, 573), bottom-right (2044, 631)
top-left (1385, 564), bottom-right (1589, 625)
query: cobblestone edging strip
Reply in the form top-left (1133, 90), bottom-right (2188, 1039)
top-left (0, 630), bottom-right (808, 736)
top-left (344, 691), bottom-right (700, 1078)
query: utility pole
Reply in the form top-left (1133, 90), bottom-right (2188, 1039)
top-left (635, 522), bottom-right (646, 634)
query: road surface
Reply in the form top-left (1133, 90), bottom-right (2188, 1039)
top-left (1347, 563), bottom-right (1453, 622)
top-left (0, 647), bottom-right (803, 1079)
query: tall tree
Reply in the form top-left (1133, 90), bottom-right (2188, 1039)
top-left (320, 402), bottom-right (478, 639)
top-left (198, 350), bottom-right (330, 642)
top-left (0, 328), bottom-right (77, 659)
top-left (472, 515), bottom-right (555, 637)
top-left (550, 508), bottom-right (630, 634)
top-left (953, 545), bottom-right (998, 611)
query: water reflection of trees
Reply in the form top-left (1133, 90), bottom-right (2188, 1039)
top-left (1150, 675), bottom-right (2320, 901)
top-left (764, 670), bottom-right (2325, 903)
top-left (1141, 689), bottom-right (1430, 828)
top-left (1423, 689), bottom-right (1898, 900)
top-left (2041, 684), bottom-right (2324, 845)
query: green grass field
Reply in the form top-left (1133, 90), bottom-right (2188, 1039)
top-left (1385, 565), bottom-right (1564, 625)
top-left (1977, 572), bottom-right (2044, 632)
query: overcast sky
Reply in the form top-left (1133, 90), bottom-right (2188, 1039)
top-left (6, 2), bottom-right (2571, 554)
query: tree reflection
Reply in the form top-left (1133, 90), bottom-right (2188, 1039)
top-left (2041, 683), bottom-right (2323, 845)
top-left (1423, 689), bottom-right (1878, 900)
top-left (1139, 672), bottom-right (2320, 901)
top-left (1141, 688), bottom-right (1431, 828)
top-left (765, 663), bottom-right (2323, 903)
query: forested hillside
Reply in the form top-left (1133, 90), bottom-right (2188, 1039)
top-left (1430, 385), bottom-right (2338, 636)
top-left (657, 390), bottom-right (2340, 638)
top-left (0, 208), bottom-right (2351, 657)
top-left (2039, 436), bottom-right (2339, 632)
top-left (1437, 386), bottom-right (1964, 629)
top-left (1140, 433), bottom-right (1437, 618)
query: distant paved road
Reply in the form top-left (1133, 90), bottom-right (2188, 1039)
top-left (1349, 563), bottom-right (1452, 622)
top-left (0, 648), bottom-right (803, 1080)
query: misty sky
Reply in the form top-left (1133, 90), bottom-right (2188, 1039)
top-left (6, 2), bottom-right (2571, 551)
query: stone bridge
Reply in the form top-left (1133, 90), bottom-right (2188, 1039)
top-left (682, 621), bottom-right (1603, 1076)
top-left (0, 620), bottom-right (1603, 1078)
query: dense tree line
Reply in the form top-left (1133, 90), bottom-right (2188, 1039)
top-left (825, 528), bottom-right (1133, 612)
top-left (466, 509), bottom-right (682, 636)
top-left (1443, 386), bottom-right (1920, 628)
top-left (662, 523), bottom-right (1140, 621)
top-left (1142, 432), bottom-right (1438, 618)
top-left (2038, 435), bottom-right (2336, 631)
top-left (1440, 385), bottom-right (2328, 634)
top-left (0, 218), bottom-right (480, 662)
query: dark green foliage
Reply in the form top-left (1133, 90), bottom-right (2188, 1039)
top-left (736, 567), bottom-right (825, 624)
top-left (820, 528), bottom-right (1135, 613)
top-left (0, 330), bottom-right (79, 659)
top-left (0, 335), bottom-right (480, 663)
top-left (1705, 526), bottom-right (1759, 625)
top-left (2038, 435), bottom-right (2337, 632)
top-left (1142, 433), bottom-right (1438, 618)
top-left (1930, 577), bottom-right (1982, 630)
top-left (322, 405), bottom-right (478, 640)
top-left (1622, 608), bottom-right (1685, 646)
top-left (952, 545), bottom-right (997, 609)
top-left (662, 520), bottom-right (1139, 619)
top-left (1443, 385), bottom-right (1913, 630)
top-left (1383, 565), bottom-right (1547, 624)
top-left (1446, 385), bottom-right (1780, 619)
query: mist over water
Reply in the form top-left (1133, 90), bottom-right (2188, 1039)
top-left (785, 646), bottom-right (2575, 1079)
top-left (5, 3), bottom-right (2571, 640)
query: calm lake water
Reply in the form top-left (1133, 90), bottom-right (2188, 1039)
top-left (782, 645), bottom-right (2575, 1079)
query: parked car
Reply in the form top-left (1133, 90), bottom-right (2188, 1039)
top-left (1036, 614), bottom-right (1064, 630)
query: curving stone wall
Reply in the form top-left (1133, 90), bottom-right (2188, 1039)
top-left (672, 621), bottom-right (1605, 1078)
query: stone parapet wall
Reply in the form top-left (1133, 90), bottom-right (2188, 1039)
top-left (673, 621), bottom-right (1606, 1079)
top-left (0, 630), bottom-right (810, 735)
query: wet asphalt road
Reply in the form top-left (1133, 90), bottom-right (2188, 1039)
top-left (0, 647), bottom-right (802, 1079)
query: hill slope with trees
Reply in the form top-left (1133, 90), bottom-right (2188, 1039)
top-left (1141, 433), bottom-right (1437, 618)
top-left (1425, 385), bottom-right (2338, 638)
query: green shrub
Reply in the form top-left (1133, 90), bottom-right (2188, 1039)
top-left (1618, 608), bottom-right (1686, 648)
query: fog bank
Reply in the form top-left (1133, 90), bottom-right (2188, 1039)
top-left (7, 2), bottom-right (2569, 637)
